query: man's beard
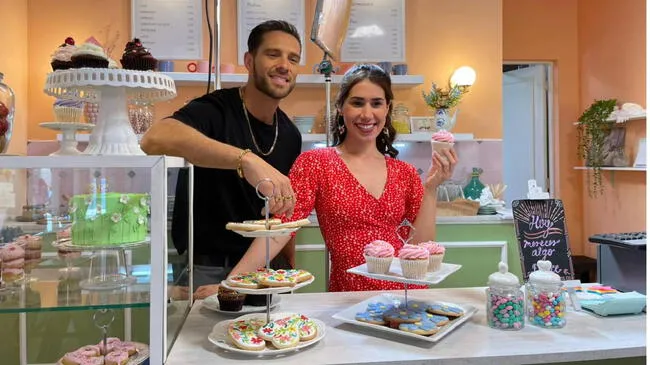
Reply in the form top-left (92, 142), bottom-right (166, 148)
top-left (252, 64), bottom-right (295, 100)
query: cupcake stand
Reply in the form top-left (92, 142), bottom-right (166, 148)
top-left (332, 221), bottom-right (478, 343)
top-left (39, 122), bottom-right (94, 155)
top-left (209, 179), bottom-right (327, 356)
top-left (43, 68), bottom-right (176, 155)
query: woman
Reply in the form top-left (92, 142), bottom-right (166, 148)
top-left (230, 64), bottom-right (457, 292)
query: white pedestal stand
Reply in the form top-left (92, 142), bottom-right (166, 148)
top-left (43, 68), bottom-right (176, 155)
top-left (39, 122), bottom-right (93, 155)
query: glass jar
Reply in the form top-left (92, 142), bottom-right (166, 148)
top-left (463, 167), bottom-right (485, 200)
top-left (486, 262), bottom-right (524, 330)
top-left (128, 101), bottom-right (154, 134)
top-left (526, 260), bottom-right (566, 328)
top-left (0, 72), bottom-right (16, 153)
top-left (392, 103), bottom-right (411, 134)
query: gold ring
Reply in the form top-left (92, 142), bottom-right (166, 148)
top-left (282, 195), bottom-right (294, 201)
top-left (274, 196), bottom-right (282, 202)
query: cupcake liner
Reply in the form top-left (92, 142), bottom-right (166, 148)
top-left (431, 140), bottom-right (454, 153)
top-left (427, 253), bottom-right (444, 272)
top-left (53, 106), bottom-right (83, 123)
top-left (364, 254), bottom-right (394, 274)
top-left (217, 293), bottom-right (246, 311)
top-left (399, 258), bottom-right (428, 279)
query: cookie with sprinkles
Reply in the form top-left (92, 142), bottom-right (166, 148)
top-left (226, 272), bottom-right (262, 289)
top-left (227, 319), bottom-right (266, 351)
top-left (258, 270), bottom-right (297, 287)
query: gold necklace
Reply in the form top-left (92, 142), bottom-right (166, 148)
top-left (239, 87), bottom-right (278, 156)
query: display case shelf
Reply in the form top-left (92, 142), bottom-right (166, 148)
top-left (0, 155), bottom-right (184, 169)
top-left (163, 72), bottom-right (425, 88)
top-left (574, 166), bottom-right (646, 171)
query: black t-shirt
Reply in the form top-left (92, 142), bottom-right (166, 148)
top-left (170, 87), bottom-right (302, 258)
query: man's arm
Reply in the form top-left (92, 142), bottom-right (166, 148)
top-left (141, 118), bottom-right (295, 216)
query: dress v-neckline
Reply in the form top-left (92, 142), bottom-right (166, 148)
top-left (332, 147), bottom-right (389, 201)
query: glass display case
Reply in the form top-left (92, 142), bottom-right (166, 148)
top-left (0, 155), bottom-right (193, 365)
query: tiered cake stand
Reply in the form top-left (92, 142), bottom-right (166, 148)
top-left (43, 68), bottom-right (176, 155)
top-left (39, 122), bottom-right (94, 155)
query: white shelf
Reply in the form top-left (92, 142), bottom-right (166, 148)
top-left (574, 166), bottom-right (646, 171)
top-left (572, 113), bottom-right (646, 125)
top-left (163, 72), bottom-right (425, 88)
top-left (302, 133), bottom-right (475, 143)
top-left (0, 155), bottom-right (186, 169)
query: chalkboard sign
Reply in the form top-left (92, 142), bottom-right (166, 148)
top-left (512, 199), bottom-right (574, 281)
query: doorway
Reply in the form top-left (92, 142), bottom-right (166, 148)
top-left (502, 62), bottom-right (554, 205)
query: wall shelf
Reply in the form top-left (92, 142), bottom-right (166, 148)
top-left (574, 166), bottom-right (646, 171)
top-left (162, 72), bottom-right (425, 88)
top-left (572, 113), bottom-right (646, 125)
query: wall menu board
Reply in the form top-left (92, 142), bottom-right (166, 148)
top-left (237, 0), bottom-right (306, 65)
top-left (340, 0), bottom-right (405, 62)
top-left (131, 0), bottom-right (202, 60)
top-left (512, 199), bottom-right (575, 281)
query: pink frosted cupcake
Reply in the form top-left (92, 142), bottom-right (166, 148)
top-left (363, 240), bottom-right (395, 274)
top-left (418, 241), bottom-right (446, 272)
top-left (431, 130), bottom-right (455, 160)
top-left (398, 244), bottom-right (429, 279)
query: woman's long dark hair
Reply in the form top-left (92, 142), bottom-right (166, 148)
top-left (330, 64), bottom-right (398, 158)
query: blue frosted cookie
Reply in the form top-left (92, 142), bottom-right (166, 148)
top-left (355, 311), bottom-right (387, 325)
top-left (426, 303), bottom-right (465, 318)
top-left (382, 308), bottom-right (423, 328)
top-left (366, 302), bottom-right (390, 315)
top-left (422, 312), bottom-right (450, 326)
top-left (398, 314), bottom-right (442, 335)
top-left (398, 300), bottom-right (428, 313)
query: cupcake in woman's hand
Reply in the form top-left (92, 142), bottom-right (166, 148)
top-left (363, 240), bottom-right (395, 274)
top-left (120, 38), bottom-right (158, 71)
top-left (398, 244), bottom-right (429, 279)
top-left (50, 37), bottom-right (77, 71)
top-left (418, 241), bottom-right (445, 272)
top-left (70, 37), bottom-right (109, 69)
top-left (431, 130), bottom-right (455, 157)
top-left (217, 285), bottom-right (246, 311)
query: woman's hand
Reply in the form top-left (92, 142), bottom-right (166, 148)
top-left (424, 148), bottom-right (458, 195)
top-left (193, 284), bottom-right (220, 300)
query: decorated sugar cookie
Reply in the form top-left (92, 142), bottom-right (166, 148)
top-left (258, 271), bottom-right (297, 287)
top-left (294, 314), bottom-right (318, 341)
top-left (398, 314), bottom-right (442, 336)
top-left (226, 272), bottom-right (261, 289)
top-left (227, 319), bottom-right (266, 351)
top-left (355, 311), bottom-right (387, 325)
top-left (426, 303), bottom-right (464, 318)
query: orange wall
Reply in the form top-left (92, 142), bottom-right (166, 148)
top-left (577, 0), bottom-right (646, 257)
top-left (23, 0), bottom-right (502, 140)
top-left (502, 0), bottom-right (584, 255)
top-left (0, 0), bottom-right (29, 155)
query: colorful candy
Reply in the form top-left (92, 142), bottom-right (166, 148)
top-left (527, 291), bottom-right (566, 328)
top-left (487, 293), bottom-right (525, 330)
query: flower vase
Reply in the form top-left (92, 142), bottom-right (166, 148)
top-left (433, 108), bottom-right (458, 131)
top-left (463, 167), bottom-right (485, 200)
top-left (0, 72), bottom-right (15, 154)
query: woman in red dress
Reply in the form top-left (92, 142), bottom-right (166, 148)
top-left (232, 64), bottom-right (457, 291)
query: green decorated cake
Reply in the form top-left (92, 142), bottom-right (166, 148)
top-left (69, 192), bottom-right (150, 245)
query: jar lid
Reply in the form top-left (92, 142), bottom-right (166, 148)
top-left (488, 261), bottom-right (520, 287)
top-left (528, 260), bottom-right (561, 285)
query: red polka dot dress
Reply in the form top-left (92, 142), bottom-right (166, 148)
top-left (288, 147), bottom-right (428, 292)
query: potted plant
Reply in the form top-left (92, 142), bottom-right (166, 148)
top-left (576, 99), bottom-right (617, 197)
top-left (421, 83), bottom-right (465, 131)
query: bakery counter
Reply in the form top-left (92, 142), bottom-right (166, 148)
top-left (304, 213), bottom-right (513, 227)
top-left (165, 287), bottom-right (646, 365)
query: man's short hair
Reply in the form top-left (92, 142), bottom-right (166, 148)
top-left (247, 20), bottom-right (302, 54)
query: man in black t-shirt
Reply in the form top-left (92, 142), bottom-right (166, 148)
top-left (141, 20), bottom-right (303, 298)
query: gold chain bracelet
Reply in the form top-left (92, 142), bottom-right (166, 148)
top-left (236, 149), bottom-right (252, 179)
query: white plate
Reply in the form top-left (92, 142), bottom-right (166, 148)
top-left (203, 294), bottom-right (282, 314)
top-left (347, 260), bottom-right (462, 286)
top-left (208, 312), bottom-right (326, 356)
top-left (220, 276), bottom-right (315, 295)
top-left (231, 228), bottom-right (299, 238)
top-left (57, 342), bottom-right (149, 365)
top-left (331, 294), bottom-right (477, 343)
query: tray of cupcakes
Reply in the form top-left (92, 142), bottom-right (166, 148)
top-left (347, 240), bottom-right (462, 286)
top-left (220, 268), bottom-right (314, 295)
top-left (208, 312), bottom-right (326, 356)
top-left (332, 293), bottom-right (477, 343)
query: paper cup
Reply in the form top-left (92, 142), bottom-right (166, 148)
top-left (364, 254), bottom-right (393, 274)
top-left (427, 254), bottom-right (444, 272)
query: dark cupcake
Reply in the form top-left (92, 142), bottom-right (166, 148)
top-left (120, 38), bottom-right (158, 71)
top-left (50, 37), bottom-right (77, 71)
top-left (217, 286), bottom-right (246, 311)
top-left (244, 293), bottom-right (273, 307)
top-left (70, 37), bottom-right (109, 69)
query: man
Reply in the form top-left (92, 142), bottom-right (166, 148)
top-left (141, 20), bottom-right (302, 298)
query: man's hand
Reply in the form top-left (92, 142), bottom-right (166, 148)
top-left (241, 152), bottom-right (295, 218)
top-left (193, 284), bottom-right (220, 300)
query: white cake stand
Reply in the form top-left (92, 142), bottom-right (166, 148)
top-left (43, 68), bottom-right (176, 155)
top-left (40, 122), bottom-right (94, 155)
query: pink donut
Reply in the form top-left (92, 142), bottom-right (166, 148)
top-left (61, 351), bottom-right (87, 365)
top-left (104, 350), bottom-right (129, 365)
top-left (75, 345), bottom-right (100, 357)
top-left (1, 244), bottom-right (25, 261)
top-left (114, 342), bottom-right (137, 356)
top-left (97, 337), bottom-right (122, 354)
top-left (3, 258), bottom-right (24, 268)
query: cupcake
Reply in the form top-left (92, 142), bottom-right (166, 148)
top-left (398, 244), bottom-right (429, 279)
top-left (431, 130), bottom-right (455, 159)
top-left (53, 99), bottom-right (84, 123)
top-left (50, 37), bottom-right (77, 71)
top-left (418, 241), bottom-right (445, 272)
top-left (244, 293), bottom-right (273, 307)
top-left (217, 285), bottom-right (245, 311)
top-left (70, 37), bottom-right (109, 68)
top-left (363, 240), bottom-right (395, 274)
top-left (120, 38), bottom-right (158, 71)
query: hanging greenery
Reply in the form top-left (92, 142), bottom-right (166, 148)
top-left (576, 99), bottom-right (617, 197)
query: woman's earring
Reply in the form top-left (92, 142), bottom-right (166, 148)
top-left (338, 122), bottom-right (346, 134)
top-left (383, 127), bottom-right (389, 137)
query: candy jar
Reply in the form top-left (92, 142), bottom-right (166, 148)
top-left (526, 260), bottom-right (566, 328)
top-left (0, 72), bottom-right (16, 154)
top-left (391, 103), bottom-right (411, 134)
top-left (486, 261), bottom-right (524, 330)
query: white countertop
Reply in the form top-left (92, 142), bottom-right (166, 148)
top-left (165, 287), bottom-right (645, 365)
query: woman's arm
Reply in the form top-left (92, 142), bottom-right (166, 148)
top-left (412, 148), bottom-right (457, 243)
